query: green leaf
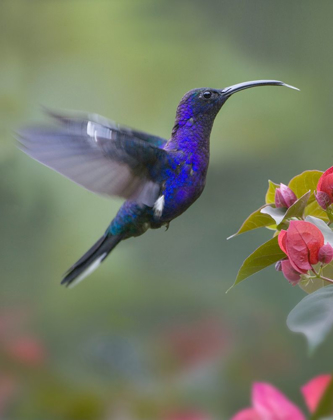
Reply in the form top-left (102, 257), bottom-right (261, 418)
top-left (288, 170), bottom-right (328, 223)
top-left (311, 375), bottom-right (333, 420)
top-left (260, 206), bottom-right (286, 225)
top-left (265, 180), bottom-right (279, 204)
top-left (228, 205), bottom-right (275, 239)
top-left (305, 216), bottom-right (333, 246)
top-left (260, 191), bottom-right (311, 228)
top-left (288, 170), bottom-right (323, 202)
top-left (230, 236), bottom-right (286, 289)
top-left (304, 199), bottom-right (329, 222)
top-left (287, 285), bottom-right (333, 353)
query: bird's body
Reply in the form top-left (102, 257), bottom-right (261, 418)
top-left (110, 125), bottom-right (209, 234)
top-left (18, 80), bottom-right (298, 287)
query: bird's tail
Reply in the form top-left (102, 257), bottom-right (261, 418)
top-left (61, 233), bottom-right (123, 288)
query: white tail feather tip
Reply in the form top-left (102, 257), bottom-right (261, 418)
top-left (68, 252), bottom-right (107, 289)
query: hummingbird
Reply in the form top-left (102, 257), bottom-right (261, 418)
top-left (18, 80), bottom-right (298, 287)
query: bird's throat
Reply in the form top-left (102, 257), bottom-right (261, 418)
top-left (167, 115), bottom-right (212, 157)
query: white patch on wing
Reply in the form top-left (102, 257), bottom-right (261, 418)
top-left (153, 195), bottom-right (165, 217)
top-left (87, 121), bottom-right (94, 137)
top-left (68, 253), bottom-right (107, 289)
top-left (87, 121), bottom-right (112, 143)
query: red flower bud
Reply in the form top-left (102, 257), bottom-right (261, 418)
top-left (318, 243), bottom-right (333, 264)
top-left (281, 259), bottom-right (301, 285)
top-left (315, 191), bottom-right (332, 210)
top-left (317, 167), bottom-right (333, 203)
top-left (275, 184), bottom-right (297, 208)
top-left (278, 221), bottom-right (324, 273)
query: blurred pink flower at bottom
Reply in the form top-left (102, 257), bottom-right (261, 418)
top-left (301, 374), bottom-right (332, 413)
top-left (231, 408), bottom-right (261, 420)
top-left (231, 375), bottom-right (332, 419)
top-left (231, 382), bottom-right (305, 420)
top-left (165, 411), bottom-right (212, 420)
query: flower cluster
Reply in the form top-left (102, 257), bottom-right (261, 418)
top-left (231, 166), bottom-right (333, 292)
top-left (230, 169), bottom-right (333, 420)
top-left (273, 169), bottom-right (333, 286)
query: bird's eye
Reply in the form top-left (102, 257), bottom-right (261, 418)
top-left (203, 91), bottom-right (212, 99)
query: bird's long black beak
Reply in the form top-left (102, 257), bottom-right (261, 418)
top-left (221, 80), bottom-right (299, 97)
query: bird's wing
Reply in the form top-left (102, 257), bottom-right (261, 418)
top-left (17, 110), bottom-right (169, 206)
top-left (45, 109), bottom-right (168, 148)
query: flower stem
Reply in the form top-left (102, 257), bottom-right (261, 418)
top-left (311, 267), bottom-right (333, 284)
top-left (319, 275), bottom-right (333, 284)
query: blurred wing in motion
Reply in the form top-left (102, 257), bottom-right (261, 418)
top-left (17, 110), bottom-right (169, 206)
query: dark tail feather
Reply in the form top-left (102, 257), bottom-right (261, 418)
top-left (61, 233), bottom-right (122, 288)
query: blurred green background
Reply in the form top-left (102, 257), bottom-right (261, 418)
top-left (1, 1), bottom-right (333, 419)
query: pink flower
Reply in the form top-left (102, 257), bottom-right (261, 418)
top-left (280, 259), bottom-right (301, 285)
top-left (231, 375), bottom-right (332, 420)
top-left (231, 383), bottom-right (305, 420)
top-left (275, 184), bottom-right (297, 208)
top-left (278, 221), bottom-right (324, 273)
top-left (277, 220), bottom-right (333, 284)
top-left (301, 374), bottom-right (332, 413)
top-left (317, 167), bottom-right (333, 208)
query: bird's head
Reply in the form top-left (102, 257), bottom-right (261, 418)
top-left (174, 80), bottom-right (298, 129)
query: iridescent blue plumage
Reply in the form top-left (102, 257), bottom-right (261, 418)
top-left (18, 80), bottom-right (298, 287)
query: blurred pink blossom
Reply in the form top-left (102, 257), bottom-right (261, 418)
top-left (0, 308), bottom-right (46, 366)
top-left (164, 318), bottom-right (228, 368)
top-left (301, 374), bottom-right (332, 413)
top-left (5, 336), bottom-right (46, 366)
top-left (231, 382), bottom-right (304, 420)
top-left (165, 411), bottom-right (212, 420)
top-left (231, 375), bottom-right (332, 420)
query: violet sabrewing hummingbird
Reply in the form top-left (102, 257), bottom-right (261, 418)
top-left (18, 80), bottom-right (298, 287)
